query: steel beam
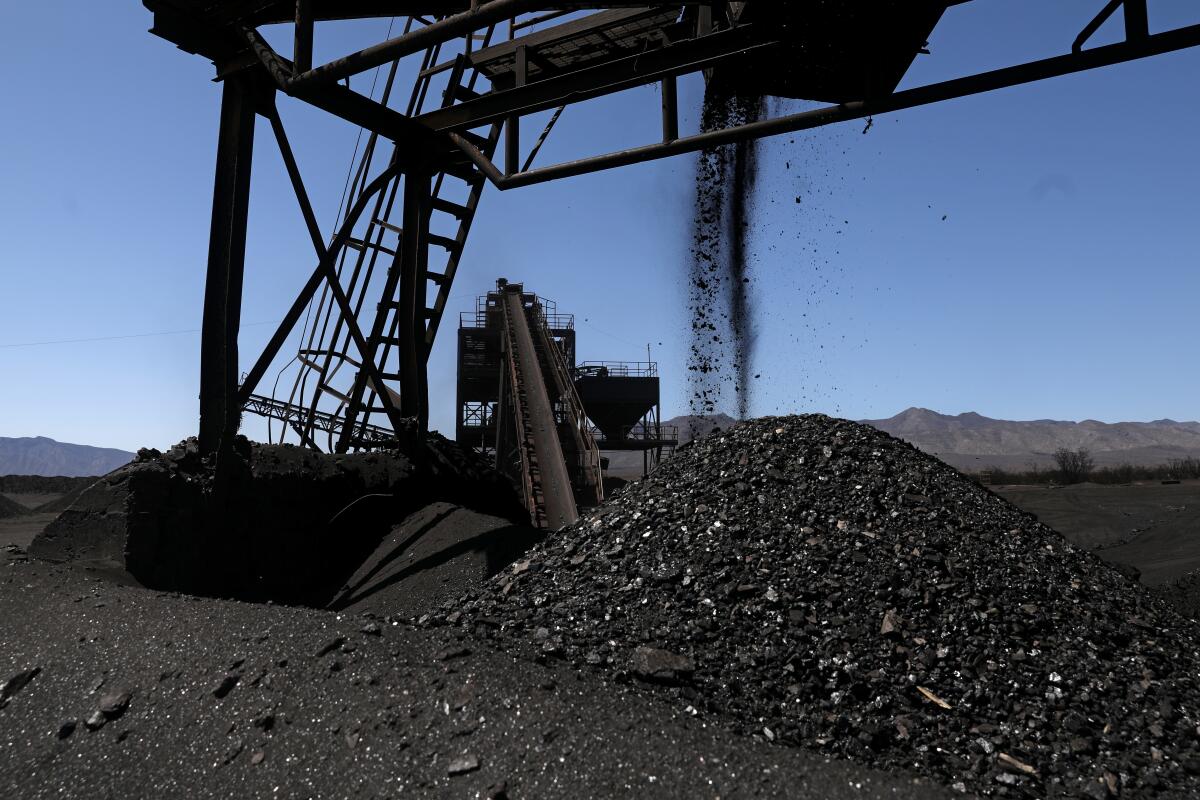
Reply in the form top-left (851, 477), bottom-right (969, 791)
top-left (416, 26), bottom-right (769, 132)
top-left (241, 26), bottom-right (443, 148)
top-left (294, 0), bottom-right (314, 73)
top-left (660, 73), bottom-right (678, 142)
top-left (263, 100), bottom-right (325, 257)
top-left (505, 45), bottom-right (527, 176)
top-left (314, 267), bottom-right (409, 438)
top-left (215, 3), bottom-right (716, 28)
top-left (1124, 0), bottom-right (1149, 40)
top-left (237, 162), bottom-right (403, 406)
top-left (397, 169), bottom-right (431, 429)
top-left (253, 98), bottom-right (406, 439)
top-left (286, 0), bottom-right (543, 90)
top-left (199, 73), bottom-right (256, 455)
top-left (451, 20), bottom-right (1200, 191)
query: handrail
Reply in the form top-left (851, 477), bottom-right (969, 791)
top-left (575, 361), bottom-right (658, 378)
top-left (531, 304), bottom-right (604, 503)
top-left (590, 423), bottom-right (680, 445)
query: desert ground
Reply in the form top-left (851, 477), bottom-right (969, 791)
top-left (992, 480), bottom-right (1200, 585)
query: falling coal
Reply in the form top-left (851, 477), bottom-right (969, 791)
top-left (688, 88), bottom-right (764, 422)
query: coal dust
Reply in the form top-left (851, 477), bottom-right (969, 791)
top-left (687, 88), bottom-right (764, 420)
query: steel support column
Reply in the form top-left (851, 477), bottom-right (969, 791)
top-left (398, 168), bottom-right (431, 430)
top-left (294, 0), bottom-right (314, 74)
top-left (199, 74), bottom-right (256, 455)
top-left (661, 74), bottom-right (678, 142)
top-left (1124, 0), bottom-right (1148, 40)
top-left (505, 45), bottom-right (527, 176)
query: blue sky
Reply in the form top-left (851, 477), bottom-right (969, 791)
top-left (1, 2), bottom-right (1198, 451)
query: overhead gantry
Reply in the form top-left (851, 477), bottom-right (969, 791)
top-left (140, 1), bottom-right (1200, 459)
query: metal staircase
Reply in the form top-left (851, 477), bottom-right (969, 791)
top-left (263, 18), bottom-right (505, 452)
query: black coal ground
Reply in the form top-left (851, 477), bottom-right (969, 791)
top-left (30, 432), bottom-right (525, 607)
top-left (0, 493), bottom-right (28, 520)
top-left (0, 545), bottom-right (949, 800)
top-left (434, 415), bottom-right (1200, 799)
top-left (8, 417), bottom-right (1200, 798)
top-left (1156, 570), bottom-right (1200, 622)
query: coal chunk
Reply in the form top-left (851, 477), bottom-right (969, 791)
top-left (630, 647), bottom-right (694, 684)
top-left (98, 688), bottom-right (132, 719)
top-left (447, 754), bottom-right (480, 776)
top-left (0, 667), bottom-right (40, 706)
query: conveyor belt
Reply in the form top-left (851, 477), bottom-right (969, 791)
top-left (528, 304), bottom-right (603, 508)
top-left (500, 289), bottom-right (578, 529)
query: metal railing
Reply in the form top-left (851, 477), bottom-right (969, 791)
top-left (589, 423), bottom-right (679, 445)
top-left (531, 304), bottom-right (603, 502)
top-left (461, 292), bottom-right (572, 331)
top-left (574, 361), bottom-right (658, 378)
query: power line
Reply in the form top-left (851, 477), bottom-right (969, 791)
top-left (577, 318), bottom-right (641, 349)
top-left (0, 320), bottom-right (280, 350)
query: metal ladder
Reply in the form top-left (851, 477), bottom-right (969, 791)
top-left (273, 18), bottom-right (503, 451)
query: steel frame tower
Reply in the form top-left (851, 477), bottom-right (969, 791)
top-left (139, 1), bottom-right (1199, 460)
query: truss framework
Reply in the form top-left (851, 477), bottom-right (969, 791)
top-left (140, 0), bottom-right (1199, 455)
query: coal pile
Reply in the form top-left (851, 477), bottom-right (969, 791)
top-left (1156, 570), bottom-right (1200, 621)
top-left (0, 544), bottom-right (951, 800)
top-left (0, 475), bottom-right (95, 496)
top-left (437, 415), bottom-right (1200, 798)
top-left (0, 475), bottom-right (98, 514)
top-left (31, 431), bottom-right (526, 606)
top-left (0, 493), bottom-right (29, 519)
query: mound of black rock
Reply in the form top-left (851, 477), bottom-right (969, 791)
top-left (1156, 570), bottom-right (1200, 622)
top-left (435, 415), bottom-right (1200, 798)
top-left (32, 431), bottom-right (525, 606)
top-left (0, 493), bottom-right (28, 519)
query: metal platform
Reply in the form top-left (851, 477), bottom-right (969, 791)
top-left (470, 8), bottom-right (688, 85)
top-left (720, 2), bottom-right (948, 102)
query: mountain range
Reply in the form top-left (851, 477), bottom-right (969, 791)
top-left (0, 437), bottom-right (134, 477)
top-left (862, 408), bottom-right (1200, 471)
top-left (9, 408), bottom-right (1199, 478)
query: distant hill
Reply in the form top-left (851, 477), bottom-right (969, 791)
top-left (0, 436), bottom-right (133, 477)
top-left (862, 408), bottom-right (1200, 471)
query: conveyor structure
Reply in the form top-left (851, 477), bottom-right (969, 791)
top-left (459, 280), bottom-right (675, 528)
